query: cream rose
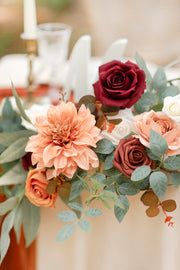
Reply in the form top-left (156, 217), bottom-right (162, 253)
top-left (102, 109), bottom-right (134, 145)
top-left (162, 94), bottom-right (180, 123)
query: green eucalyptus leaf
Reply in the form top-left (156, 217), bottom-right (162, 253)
top-left (150, 130), bottom-right (168, 158)
top-left (0, 209), bottom-right (16, 263)
top-left (152, 68), bottom-right (167, 90)
top-left (2, 99), bottom-right (14, 120)
top-left (99, 190), bottom-right (116, 209)
top-left (134, 91), bottom-right (158, 113)
top-left (69, 179), bottom-right (87, 201)
top-left (85, 208), bottom-right (102, 217)
top-left (104, 174), bottom-right (121, 186)
top-left (104, 167), bottom-right (120, 176)
top-left (0, 163), bottom-right (26, 186)
top-left (0, 196), bottom-right (19, 216)
top-left (94, 139), bottom-right (114, 155)
top-left (100, 190), bottom-right (117, 201)
top-left (135, 53), bottom-right (153, 91)
top-left (90, 173), bottom-right (106, 182)
top-left (14, 202), bottom-right (24, 243)
top-left (134, 178), bottom-right (150, 190)
top-left (0, 137), bottom-right (28, 164)
top-left (119, 181), bottom-right (140, 195)
top-left (159, 85), bottom-right (180, 101)
top-left (21, 198), bottom-right (40, 247)
top-left (131, 166), bottom-right (151, 181)
top-left (68, 202), bottom-right (83, 212)
top-left (57, 224), bottom-right (75, 242)
top-left (147, 149), bottom-right (160, 161)
top-left (12, 83), bottom-right (31, 123)
top-left (78, 219), bottom-right (91, 232)
top-left (171, 173), bottom-right (180, 187)
top-left (58, 211), bottom-right (77, 222)
top-left (104, 152), bottom-right (114, 170)
top-left (149, 171), bottom-right (168, 198)
top-left (163, 155), bottom-right (180, 171)
top-left (0, 130), bottom-right (35, 147)
top-left (114, 195), bottom-right (129, 223)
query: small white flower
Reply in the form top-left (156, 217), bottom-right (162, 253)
top-left (102, 109), bottom-right (134, 145)
top-left (162, 94), bottom-right (180, 123)
top-left (22, 104), bottom-right (50, 131)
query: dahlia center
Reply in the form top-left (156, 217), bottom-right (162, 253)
top-left (51, 123), bottom-right (79, 146)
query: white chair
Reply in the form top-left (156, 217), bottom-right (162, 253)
top-left (65, 35), bottom-right (91, 100)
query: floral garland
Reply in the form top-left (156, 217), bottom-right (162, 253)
top-left (0, 54), bottom-right (180, 262)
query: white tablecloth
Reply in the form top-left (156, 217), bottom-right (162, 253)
top-left (38, 187), bottom-right (179, 270)
top-left (0, 54), bottom-right (179, 270)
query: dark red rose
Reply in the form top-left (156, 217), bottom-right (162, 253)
top-left (93, 60), bottom-right (146, 109)
top-left (113, 136), bottom-right (154, 178)
top-left (21, 152), bottom-right (33, 171)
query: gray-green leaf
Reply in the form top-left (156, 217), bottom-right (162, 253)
top-left (152, 68), bottom-right (167, 90)
top-left (150, 130), bottom-right (168, 158)
top-left (0, 209), bottom-right (16, 263)
top-left (131, 165), bottom-right (151, 181)
top-left (114, 195), bottom-right (129, 223)
top-left (85, 208), bottom-right (102, 217)
top-left (21, 198), bottom-right (40, 247)
top-left (78, 219), bottom-right (91, 232)
top-left (57, 224), bottom-right (75, 242)
top-left (2, 99), bottom-right (14, 120)
top-left (12, 83), bottom-right (31, 123)
top-left (135, 53), bottom-right (152, 91)
top-left (68, 202), bottom-right (83, 212)
top-left (58, 211), bottom-right (77, 222)
top-left (149, 171), bottom-right (168, 198)
top-left (0, 137), bottom-right (28, 164)
top-left (0, 197), bottom-right (18, 216)
top-left (171, 173), bottom-right (180, 187)
top-left (163, 155), bottom-right (180, 171)
top-left (159, 85), bottom-right (179, 101)
top-left (14, 202), bottom-right (24, 243)
top-left (119, 181), bottom-right (140, 195)
top-left (134, 91), bottom-right (158, 113)
top-left (0, 163), bottom-right (27, 186)
top-left (104, 152), bottom-right (114, 170)
top-left (0, 130), bottom-right (35, 147)
top-left (69, 179), bottom-right (87, 201)
top-left (94, 139), bottom-right (114, 155)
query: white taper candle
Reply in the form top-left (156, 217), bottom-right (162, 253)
top-left (23, 0), bottom-right (37, 39)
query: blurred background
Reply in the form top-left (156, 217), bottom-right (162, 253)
top-left (0, 0), bottom-right (180, 65)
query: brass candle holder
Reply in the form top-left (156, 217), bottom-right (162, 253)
top-left (24, 39), bottom-right (37, 102)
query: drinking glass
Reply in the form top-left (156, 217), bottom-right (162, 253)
top-left (37, 23), bottom-right (72, 101)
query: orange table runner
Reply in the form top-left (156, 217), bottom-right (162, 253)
top-left (0, 85), bottom-right (49, 100)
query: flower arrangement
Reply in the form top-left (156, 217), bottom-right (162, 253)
top-left (0, 53), bottom-right (180, 262)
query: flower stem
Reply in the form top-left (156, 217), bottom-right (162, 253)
top-left (167, 77), bottom-right (180, 83)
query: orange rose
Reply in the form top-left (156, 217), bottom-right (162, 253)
top-left (134, 110), bottom-right (180, 156)
top-left (25, 169), bottom-right (57, 207)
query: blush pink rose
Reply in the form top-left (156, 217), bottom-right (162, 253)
top-left (134, 110), bottom-right (180, 156)
top-left (25, 169), bottom-right (57, 208)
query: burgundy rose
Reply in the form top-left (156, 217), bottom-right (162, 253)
top-left (93, 60), bottom-right (146, 109)
top-left (113, 136), bottom-right (154, 178)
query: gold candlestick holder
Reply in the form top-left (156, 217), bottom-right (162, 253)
top-left (24, 39), bottom-right (37, 102)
